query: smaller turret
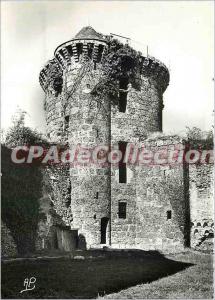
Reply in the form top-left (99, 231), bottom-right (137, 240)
top-left (39, 26), bottom-right (108, 93)
top-left (54, 26), bottom-right (108, 66)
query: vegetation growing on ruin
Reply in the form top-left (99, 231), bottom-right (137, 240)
top-left (5, 109), bottom-right (48, 148)
top-left (43, 39), bottom-right (143, 119)
top-left (91, 38), bottom-right (143, 106)
top-left (2, 110), bottom-right (48, 254)
top-left (185, 126), bottom-right (214, 150)
top-left (44, 62), bottom-right (63, 95)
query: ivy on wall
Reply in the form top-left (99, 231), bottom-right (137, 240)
top-left (2, 110), bottom-right (48, 254)
top-left (91, 38), bottom-right (143, 107)
top-left (44, 62), bottom-right (63, 96)
top-left (43, 38), bottom-right (143, 114)
top-left (2, 145), bottom-right (41, 254)
top-left (185, 127), bottom-right (213, 151)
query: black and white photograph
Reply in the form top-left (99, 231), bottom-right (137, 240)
top-left (1, 1), bottom-right (214, 299)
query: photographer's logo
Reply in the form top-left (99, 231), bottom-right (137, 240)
top-left (20, 277), bottom-right (36, 293)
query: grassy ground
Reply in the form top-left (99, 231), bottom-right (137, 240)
top-left (104, 250), bottom-right (213, 299)
top-left (1, 249), bottom-right (213, 299)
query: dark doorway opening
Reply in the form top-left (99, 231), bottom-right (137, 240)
top-left (101, 217), bottom-right (109, 244)
top-left (118, 202), bottom-right (127, 219)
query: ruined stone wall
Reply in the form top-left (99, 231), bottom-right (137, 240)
top-left (111, 135), bottom-right (189, 253)
top-left (39, 30), bottom-right (172, 250)
top-left (111, 169), bottom-right (137, 248)
top-left (136, 135), bottom-right (188, 253)
top-left (110, 60), bottom-right (169, 249)
top-left (41, 64), bottom-right (170, 250)
top-left (189, 164), bottom-right (214, 248)
top-left (111, 77), bottom-right (163, 143)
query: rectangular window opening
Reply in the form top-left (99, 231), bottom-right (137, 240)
top-left (119, 163), bottom-right (127, 183)
top-left (167, 210), bottom-right (172, 220)
top-left (118, 202), bottom-right (127, 219)
top-left (65, 115), bottom-right (70, 130)
top-left (65, 115), bottom-right (70, 123)
top-left (65, 180), bottom-right (71, 208)
top-left (118, 78), bottom-right (129, 113)
top-left (119, 141), bottom-right (127, 183)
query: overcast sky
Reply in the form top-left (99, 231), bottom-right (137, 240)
top-left (1, 1), bottom-right (214, 135)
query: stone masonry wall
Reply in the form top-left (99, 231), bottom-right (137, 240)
top-left (65, 59), bottom-right (111, 248)
top-left (44, 56), bottom-right (111, 248)
top-left (111, 134), bottom-right (189, 253)
top-left (189, 164), bottom-right (214, 248)
top-left (111, 76), bottom-right (163, 143)
top-left (39, 27), bottom-right (214, 253)
top-left (136, 135), bottom-right (189, 253)
top-left (40, 28), bottom-right (189, 252)
top-left (110, 62), bottom-right (167, 250)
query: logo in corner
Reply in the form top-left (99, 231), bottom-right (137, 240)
top-left (20, 277), bottom-right (36, 293)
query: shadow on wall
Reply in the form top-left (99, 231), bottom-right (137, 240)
top-left (2, 249), bottom-right (194, 299)
top-left (48, 227), bottom-right (87, 251)
top-left (1, 145), bottom-right (42, 255)
top-left (78, 234), bottom-right (87, 250)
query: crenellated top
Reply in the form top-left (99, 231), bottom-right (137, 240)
top-left (39, 26), bottom-right (170, 93)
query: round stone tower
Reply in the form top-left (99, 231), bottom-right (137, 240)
top-left (111, 54), bottom-right (169, 143)
top-left (39, 26), bottom-right (170, 249)
top-left (40, 27), bottom-right (111, 248)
